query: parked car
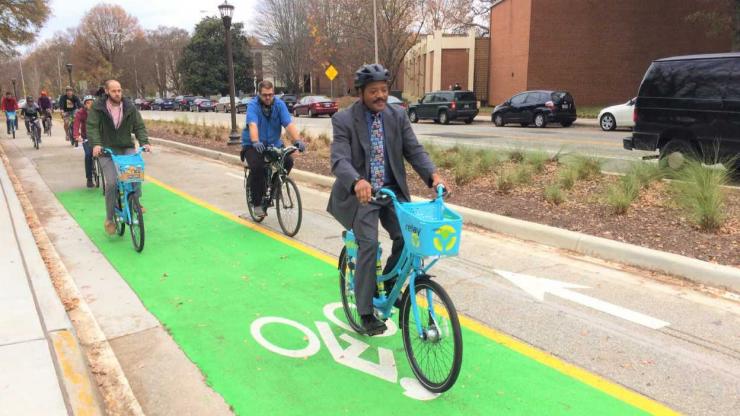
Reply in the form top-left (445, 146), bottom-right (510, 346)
top-left (387, 95), bottom-right (407, 110)
top-left (492, 90), bottom-right (576, 128)
top-left (215, 96), bottom-right (232, 112)
top-left (190, 97), bottom-right (214, 112)
top-left (175, 95), bottom-right (195, 111)
top-left (598, 98), bottom-right (635, 131)
top-left (236, 97), bottom-right (250, 113)
top-left (408, 90), bottom-right (478, 124)
top-left (134, 98), bottom-right (151, 110)
top-left (624, 52), bottom-right (740, 171)
top-left (293, 95), bottom-right (338, 117)
top-left (151, 98), bottom-right (175, 111)
top-left (281, 94), bottom-right (298, 113)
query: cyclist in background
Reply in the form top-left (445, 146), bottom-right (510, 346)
top-left (1, 92), bottom-right (18, 134)
top-left (38, 90), bottom-right (53, 134)
top-left (21, 95), bottom-right (42, 143)
top-left (73, 95), bottom-right (95, 188)
top-left (241, 79), bottom-right (305, 219)
top-left (58, 86), bottom-right (81, 141)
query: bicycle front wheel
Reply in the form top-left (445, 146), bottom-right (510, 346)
top-left (244, 169), bottom-right (265, 223)
top-left (276, 176), bottom-right (302, 236)
top-left (128, 193), bottom-right (145, 252)
top-left (401, 277), bottom-right (462, 393)
top-left (96, 158), bottom-right (105, 195)
top-left (32, 125), bottom-right (40, 149)
top-left (338, 247), bottom-right (364, 333)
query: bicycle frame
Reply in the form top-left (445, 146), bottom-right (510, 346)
top-left (255, 146), bottom-right (297, 206)
top-left (343, 186), bottom-right (445, 338)
top-left (105, 148), bottom-right (145, 225)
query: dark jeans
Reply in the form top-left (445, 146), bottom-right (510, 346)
top-left (243, 146), bottom-right (294, 207)
top-left (82, 140), bottom-right (93, 179)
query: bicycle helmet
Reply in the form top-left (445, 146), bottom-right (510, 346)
top-left (40, 90), bottom-right (47, 96)
top-left (353, 63), bottom-right (390, 89)
top-left (83, 95), bottom-right (94, 103)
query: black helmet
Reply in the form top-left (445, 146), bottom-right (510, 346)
top-left (354, 63), bottom-right (390, 89)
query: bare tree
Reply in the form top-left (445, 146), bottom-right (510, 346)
top-left (146, 27), bottom-right (189, 95)
top-left (257, 0), bottom-right (312, 92)
top-left (422, 0), bottom-right (476, 33)
top-left (76, 4), bottom-right (143, 75)
top-left (687, 0), bottom-right (740, 50)
top-left (0, 0), bottom-right (50, 57)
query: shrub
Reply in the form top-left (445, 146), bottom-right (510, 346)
top-left (606, 175), bottom-right (640, 214)
top-left (544, 184), bottom-right (566, 205)
top-left (558, 167), bottom-right (578, 190)
top-left (671, 161), bottom-right (728, 231)
top-left (497, 169), bottom-right (516, 193)
top-left (525, 150), bottom-right (549, 173)
top-left (568, 155), bottom-right (602, 180)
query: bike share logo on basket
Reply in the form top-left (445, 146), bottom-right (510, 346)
top-left (119, 165), bottom-right (144, 182)
top-left (433, 224), bottom-right (457, 253)
top-left (405, 224), bottom-right (422, 248)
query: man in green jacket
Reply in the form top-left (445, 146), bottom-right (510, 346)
top-left (89, 79), bottom-right (151, 235)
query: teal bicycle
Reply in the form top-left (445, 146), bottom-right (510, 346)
top-left (338, 185), bottom-right (463, 393)
top-left (105, 148), bottom-right (146, 252)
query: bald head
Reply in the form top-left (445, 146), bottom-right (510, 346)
top-left (105, 80), bottom-right (122, 104)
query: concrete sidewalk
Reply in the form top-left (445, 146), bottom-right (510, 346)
top-left (0, 151), bottom-right (103, 415)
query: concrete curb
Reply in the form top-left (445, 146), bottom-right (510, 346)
top-left (149, 136), bottom-right (740, 292)
top-left (0, 147), bottom-right (145, 415)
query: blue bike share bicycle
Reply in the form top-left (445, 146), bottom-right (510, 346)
top-left (338, 185), bottom-right (463, 393)
top-left (6, 111), bottom-right (16, 138)
top-left (104, 148), bottom-right (146, 252)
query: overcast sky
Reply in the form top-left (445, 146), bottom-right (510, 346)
top-left (29, 0), bottom-right (258, 48)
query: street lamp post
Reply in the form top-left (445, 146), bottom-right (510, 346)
top-left (219, 1), bottom-right (241, 146)
top-left (65, 63), bottom-right (73, 90)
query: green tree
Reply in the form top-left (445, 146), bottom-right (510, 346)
top-left (178, 17), bottom-right (253, 96)
top-left (0, 0), bottom-right (51, 57)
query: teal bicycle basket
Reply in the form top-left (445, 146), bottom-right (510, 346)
top-left (111, 153), bottom-right (145, 184)
top-left (396, 198), bottom-right (462, 257)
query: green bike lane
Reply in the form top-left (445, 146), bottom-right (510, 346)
top-left (56, 179), bottom-right (674, 416)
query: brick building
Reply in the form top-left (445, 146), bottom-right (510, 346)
top-left (488, 0), bottom-right (733, 106)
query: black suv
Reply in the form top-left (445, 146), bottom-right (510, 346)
top-left (408, 90), bottom-right (478, 124)
top-left (492, 90), bottom-right (577, 128)
top-left (624, 53), bottom-right (740, 170)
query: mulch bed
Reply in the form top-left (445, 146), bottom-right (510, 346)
top-left (148, 125), bottom-right (740, 268)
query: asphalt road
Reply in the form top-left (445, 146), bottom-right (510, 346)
top-left (140, 109), bottom-right (657, 172)
top-left (3, 132), bottom-right (739, 415)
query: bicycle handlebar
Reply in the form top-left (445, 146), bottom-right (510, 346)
top-left (103, 147), bottom-right (148, 156)
top-left (372, 184), bottom-right (447, 203)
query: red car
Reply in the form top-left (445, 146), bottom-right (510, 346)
top-left (293, 95), bottom-right (338, 117)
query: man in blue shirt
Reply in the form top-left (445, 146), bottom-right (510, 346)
top-left (242, 80), bottom-right (305, 219)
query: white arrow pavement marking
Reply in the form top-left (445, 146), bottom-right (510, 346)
top-left (495, 270), bottom-right (670, 329)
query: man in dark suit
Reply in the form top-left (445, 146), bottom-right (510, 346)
top-left (327, 63), bottom-right (447, 336)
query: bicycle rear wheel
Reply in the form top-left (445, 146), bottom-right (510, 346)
top-left (339, 247), bottom-right (364, 333)
top-left (92, 159), bottom-right (100, 188)
top-left (244, 169), bottom-right (265, 223)
top-left (276, 176), bottom-right (302, 236)
top-left (128, 193), bottom-right (145, 252)
top-left (401, 277), bottom-right (462, 393)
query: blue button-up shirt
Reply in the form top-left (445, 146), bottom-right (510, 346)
top-left (242, 96), bottom-right (292, 147)
top-left (364, 110), bottom-right (396, 186)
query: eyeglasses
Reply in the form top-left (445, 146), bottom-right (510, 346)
top-left (260, 93), bottom-right (274, 98)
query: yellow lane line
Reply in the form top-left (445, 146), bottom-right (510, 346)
top-left (146, 174), bottom-right (678, 415)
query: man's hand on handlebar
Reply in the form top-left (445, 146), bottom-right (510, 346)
top-left (354, 179), bottom-right (372, 204)
top-left (431, 172), bottom-right (450, 197)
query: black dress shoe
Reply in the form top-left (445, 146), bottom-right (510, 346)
top-left (361, 314), bottom-right (387, 336)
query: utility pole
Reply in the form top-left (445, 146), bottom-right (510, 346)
top-left (373, 0), bottom-right (379, 63)
top-left (56, 53), bottom-right (63, 95)
top-left (19, 59), bottom-right (27, 97)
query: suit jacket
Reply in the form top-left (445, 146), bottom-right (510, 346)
top-left (327, 101), bottom-right (436, 230)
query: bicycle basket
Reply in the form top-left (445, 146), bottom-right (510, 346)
top-left (112, 153), bottom-right (145, 183)
top-left (7, 112), bottom-right (16, 121)
top-left (396, 198), bottom-right (462, 257)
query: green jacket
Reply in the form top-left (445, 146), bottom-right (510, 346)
top-left (87, 96), bottom-right (149, 149)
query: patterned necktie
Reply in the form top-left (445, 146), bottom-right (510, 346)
top-left (369, 113), bottom-right (385, 191)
